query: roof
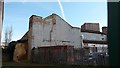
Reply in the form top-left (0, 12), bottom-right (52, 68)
top-left (54, 13), bottom-right (80, 29)
top-left (20, 31), bottom-right (29, 41)
top-left (102, 26), bottom-right (107, 28)
top-left (38, 13), bottom-right (81, 29)
top-left (83, 23), bottom-right (99, 25)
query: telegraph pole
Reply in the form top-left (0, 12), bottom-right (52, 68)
top-left (0, 0), bottom-right (4, 46)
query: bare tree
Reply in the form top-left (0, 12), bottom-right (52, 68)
top-left (4, 26), bottom-right (13, 46)
top-left (5, 28), bottom-right (8, 46)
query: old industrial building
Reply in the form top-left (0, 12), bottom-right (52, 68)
top-left (81, 31), bottom-right (107, 53)
top-left (28, 14), bottom-right (82, 49)
top-left (12, 13), bottom-right (108, 65)
top-left (14, 13), bottom-right (82, 63)
top-left (81, 23), bottom-right (108, 54)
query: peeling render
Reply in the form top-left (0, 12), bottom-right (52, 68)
top-left (28, 13), bottom-right (82, 49)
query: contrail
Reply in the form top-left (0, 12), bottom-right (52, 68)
top-left (57, 0), bottom-right (67, 21)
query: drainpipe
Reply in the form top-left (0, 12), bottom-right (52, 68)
top-left (50, 30), bottom-right (52, 46)
top-left (80, 35), bottom-right (83, 48)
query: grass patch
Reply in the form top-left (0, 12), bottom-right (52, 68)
top-left (2, 61), bottom-right (109, 68)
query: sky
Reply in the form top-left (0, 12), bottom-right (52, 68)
top-left (1, 1), bottom-right (107, 42)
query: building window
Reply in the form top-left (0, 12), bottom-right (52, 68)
top-left (93, 35), bottom-right (97, 40)
top-left (102, 38), bottom-right (104, 40)
top-left (83, 34), bottom-right (87, 39)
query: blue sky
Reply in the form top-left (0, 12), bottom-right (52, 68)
top-left (1, 2), bottom-right (107, 41)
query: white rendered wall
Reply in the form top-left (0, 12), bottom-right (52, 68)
top-left (31, 15), bottom-right (82, 48)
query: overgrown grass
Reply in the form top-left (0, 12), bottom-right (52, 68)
top-left (2, 61), bottom-right (55, 66)
top-left (2, 61), bottom-right (109, 68)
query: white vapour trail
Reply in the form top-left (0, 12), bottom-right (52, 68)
top-left (57, 0), bottom-right (67, 21)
